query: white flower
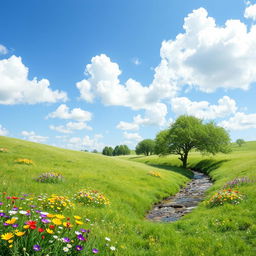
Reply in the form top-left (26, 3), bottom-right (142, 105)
top-left (75, 231), bottom-right (82, 235)
top-left (53, 235), bottom-right (59, 239)
top-left (110, 246), bottom-right (116, 251)
top-left (49, 240), bottom-right (54, 243)
top-left (67, 244), bottom-right (72, 248)
top-left (9, 210), bottom-right (17, 215)
top-left (63, 247), bottom-right (69, 252)
top-left (58, 226), bottom-right (63, 229)
top-left (40, 211), bottom-right (49, 215)
top-left (105, 237), bottom-right (111, 241)
top-left (19, 210), bottom-right (27, 215)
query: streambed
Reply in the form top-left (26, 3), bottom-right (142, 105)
top-left (146, 171), bottom-right (212, 222)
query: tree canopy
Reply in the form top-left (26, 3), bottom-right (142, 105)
top-left (236, 139), bottom-right (245, 147)
top-left (135, 139), bottom-right (155, 156)
top-left (155, 115), bottom-right (231, 168)
top-left (103, 145), bottom-right (130, 156)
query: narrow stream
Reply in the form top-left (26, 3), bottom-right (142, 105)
top-left (146, 171), bottom-right (212, 222)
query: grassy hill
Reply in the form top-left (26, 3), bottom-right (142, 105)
top-left (1, 136), bottom-right (256, 255)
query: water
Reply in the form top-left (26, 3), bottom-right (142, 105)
top-left (146, 171), bottom-right (212, 222)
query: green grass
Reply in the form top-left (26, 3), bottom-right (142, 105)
top-left (1, 136), bottom-right (256, 255)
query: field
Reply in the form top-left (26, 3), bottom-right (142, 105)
top-left (1, 136), bottom-right (256, 255)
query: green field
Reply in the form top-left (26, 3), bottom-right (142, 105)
top-left (1, 136), bottom-right (256, 255)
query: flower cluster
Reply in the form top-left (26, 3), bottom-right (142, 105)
top-left (207, 189), bottom-right (244, 207)
top-left (15, 158), bottom-right (33, 165)
top-left (35, 172), bottom-right (64, 183)
top-left (74, 189), bottom-right (110, 207)
top-left (0, 192), bottom-right (101, 255)
top-left (39, 194), bottom-right (74, 212)
top-left (148, 171), bottom-right (161, 178)
top-left (224, 176), bottom-right (256, 189)
top-left (0, 147), bottom-right (8, 153)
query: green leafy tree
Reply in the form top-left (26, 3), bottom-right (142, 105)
top-left (135, 139), bottom-right (155, 156)
top-left (155, 115), bottom-right (231, 168)
top-left (236, 139), bottom-right (245, 147)
top-left (102, 146), bottom-right (114, 156)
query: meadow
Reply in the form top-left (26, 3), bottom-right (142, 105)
top-left (0, 136), bottom-right (256, 255)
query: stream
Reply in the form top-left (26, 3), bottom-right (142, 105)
top-left (146, 171), bottom-right (212, 222)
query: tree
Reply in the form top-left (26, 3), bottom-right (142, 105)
top-left (102, 146), bottom-right (113, 156)
top-left (236, 139), bottom-right (245, 147)
top-left (135, 139), bottom-right (155, 156)
top-left (155, 115), bottom-right (231, 168)
top-left (112, 145), bottom-right (130, 156)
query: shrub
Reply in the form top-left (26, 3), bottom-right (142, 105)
top-left (74, 189), bottom-right (110, 207)
top-left (35, 172), bottom-right (64, 183)
top-left (0, 192), bottom-right (101, 255)
top-left (148, 171), bottom-right (161, 178)
top-left (207, 189), bottom-right (244, 207)
top-left (15, 158), bottom-right (33, 165)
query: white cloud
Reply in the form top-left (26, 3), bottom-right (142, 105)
top-left (67, 134), bottom-right (104, 151)
top-left (0, 125), bottom-right (8, 136)
top-left (123, 132), bottom-right (142, 142)
top-left (47, 104), bottom-right (92, 122)
top-left (117, 103), bottom-right (168, 130)
top-left (0, 44), bottom-right (8, 55)
top-left (76, 54), bottom-right (175, 110)
top-left (155, 7), bottom-right (256, 93)
top-left (21, 131), bottom-right (48, 143)
top-left (171, 96), bottom-right (237, 120)
top-left (0, 55), bottom-right (67, 105)
top-left (244, 4), bottom-right (256, 20)
top-left (49, 121), bottom-right (92, 134)
top-left (219, 112), bottom-right (256, 130)
top-left (132, 57), bottom-right (141, 65)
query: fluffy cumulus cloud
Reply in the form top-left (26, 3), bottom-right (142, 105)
top-left (219, 112), bottom-right (256, 130)
top-left (123, 132), bottom-right (142, 142)
top-left (0, 124), bottom-right (8, 136)
top-left (171, 96), bottom-right (237, 120)
top-left (47, 104), bottom-right (92, 122)
top-left (117, 103), bottom-right (168, 130)
top-left (244, 3), bottom-right (256, 20)
top-left (76, 54), bottom-right (176, 110)
top-left (0, 55), bottom-right (67, 104)
top-left (49, 121), bottom-right (92, 134)
top-left (157, 8), bottom-right (256, 92)
top-left (21, 131), bottom-right (48, 143)
top-left (0, 44), bottom-right (8, 55)
top-left (67, 134), bottom-right (104, 151)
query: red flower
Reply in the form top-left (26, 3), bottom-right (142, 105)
top-left (30, 225), bottom-right (37, 230)
top-left (38, 228), bottom-right (44, 233)
top-left (12, 196), bottom-right (19, 199)
top-left (49, 225), bottom-right (55, 229)
top-left (41, 235), bottom-right (45, 239)
top-left (67, 217), bottom-right (70, 220)
top-left (26, 221), bottom-right (37, 226)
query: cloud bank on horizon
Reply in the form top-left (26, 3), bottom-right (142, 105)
top-left (1, 3), bottom-right (256, 150)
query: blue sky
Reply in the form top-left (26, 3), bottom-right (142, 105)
top-left (1, 0), bottom-right (256, 151)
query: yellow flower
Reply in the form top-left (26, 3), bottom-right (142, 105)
top-left (55, 214), bottom-right (65, 220)
top-left (46, 228), bottom-right (54, 234)
top-left (8, 240), bottom-right (14, 244)
top-left (23, 225), bottom-right (30, 229)
top-left (63, 222), bottom-right (73, 228)
top-left (47, 214), bottom-right (55, 218)
top-left (52, 218), bottom-right (62, 225)
top-left (74, 216), bottom-right (81, 220)
top-left (15, 231), bottom-right (25, 237)
top-left (75, 220), bottom-right (83, 225)
top-left (9, 245), bottom-right (13, 248)
top-left (5, 218), bottom-right (17, 225)
top-left (1, 233), bottom-right (14, 240)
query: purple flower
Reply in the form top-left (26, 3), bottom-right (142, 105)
top-left (76, 245), bottom-right (83, 251)
top-left (12, 207), bottom-right (18, 211)
top-left (26, 212), bottom-right (31, 216)
top-left (40, 214), bottom-right (47, 218)
top-left (62, 237), bottom-right (71, 243)
top-left (30, 205), bottom-right (36, 208)
top-left (0, 213), bottom-right (5, 217)
top-left (3, 222), bottom-right (9, 226)
top-left (41, 218), bottom-right (50, 224)
top-left (12, 224), bottom-right (19, 228)
top-left (33, 245), bottom-right (41, 251)
top-left (35, 210), bottom-right (41, 213)
top-left (92, 248), bottom-right (99, 254)
top-left (80, 228), bottom-right (87, 233)
top-left (77, 234), bottom-right (85, 241)
top-left (0, 202), bottom-right (3, 205)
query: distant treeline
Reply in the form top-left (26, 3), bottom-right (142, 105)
top-left (102, 145), bottom-right (130, 156)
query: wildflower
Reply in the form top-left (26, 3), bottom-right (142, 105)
top-left (46, 228), bottom-right (54, 234)
top-left (77, 234), bottom-right (86, 241)
top-left (5, 218), bottom-right (17, 225)
top-left (38, 228), bottom-right (44, 233)
top-left (1, 233), bottom-right (14, 240)
top-left (110, 246), bottom-right (116, 251)
top-left (41, 218), bottom-right (51, 224)
top-left (15, 231), bottom-right (25, 237)
top-left (92, 248), bottom-right (99, 254)
top-left (52, 218), bottom-right (62, 225)
top-left (55, 214), bottom-right (65, 219)
top-left (74, 215), bottom-right (81, 220)
top-left (105, 237), bottom-right (111, 241)
top-left (63, 247), bottom-right (69, 252)
top-left (67, 244), bottom-right (72, 248)
top-left (75, 220), bottom-right (83, 225)
top-left (62, 237), bottom-right (71, 243)
top-left (76, 245), bottom-right (83, 251)
top-left (33, 245), bottom-right (41, 251)
top-left (63, 222), bottom-right (73, 228)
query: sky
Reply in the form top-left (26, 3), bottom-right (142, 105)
top-left (1, 0), bottom-right (256, 151)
